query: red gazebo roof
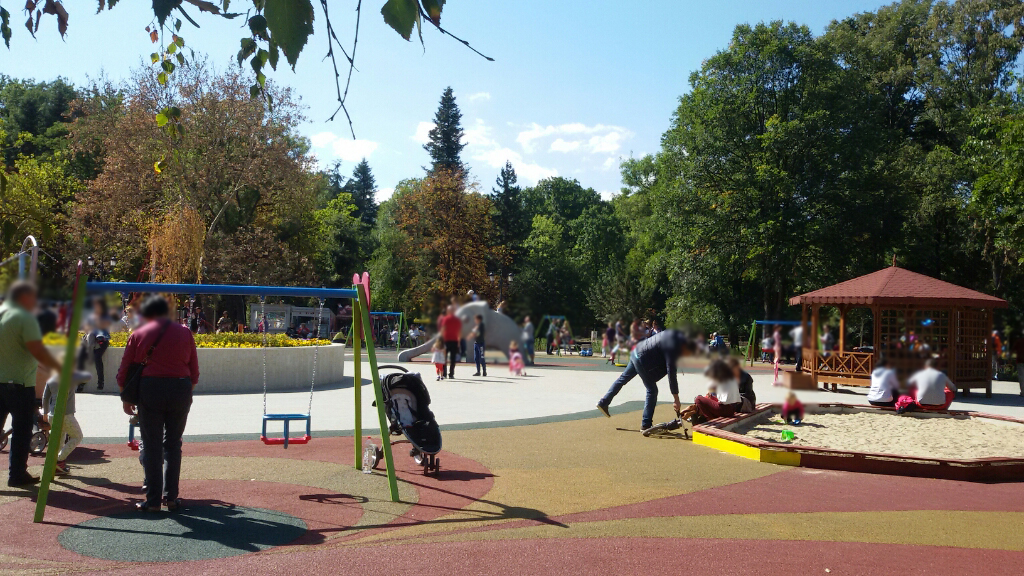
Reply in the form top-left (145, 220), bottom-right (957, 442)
top-left (789, 267), bottom-right (1008, 308)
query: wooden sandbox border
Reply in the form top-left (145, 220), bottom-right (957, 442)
top-left (692, 403), bottom-right (1024, 482)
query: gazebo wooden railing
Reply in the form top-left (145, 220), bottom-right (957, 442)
top-left (801, 349), bottom-right (874, 386)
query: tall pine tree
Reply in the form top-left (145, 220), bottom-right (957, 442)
top-left (492, 161), bottom-right (529, 253)
top-left (345, 158), bottom-right (379, 227)
top-left (424, 87), bottom-right (467, 176)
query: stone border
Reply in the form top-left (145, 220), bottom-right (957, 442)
top-left (51, 344), bottom-right (346, 394)
top-left (692, 403), bottom-right (1024, 482)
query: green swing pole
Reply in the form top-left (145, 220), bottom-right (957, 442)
top-left (34, 265), bottom-right (88, 522)
top-left (356, 285), bottom-right (399, 502)
top-left (352, 297), bottom-right (362, 470)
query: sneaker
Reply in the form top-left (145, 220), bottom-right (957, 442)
top-left (96, 383), bottom-right (104, 391)
top-left (472, 372), bottom-right (481, 377)
top-left (7, 473), bottom-right (39, 487)
top-left (54, 461), bottom-right (69, 475)
top-left (436, 376), bottom-right (440, 381)
top-left (596, 402), bottom-right (611, 418)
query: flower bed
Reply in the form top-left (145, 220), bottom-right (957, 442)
top-left (44, 331), bottom-right (330, 349)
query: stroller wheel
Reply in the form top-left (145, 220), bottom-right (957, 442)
top-left (413, 451), bottom-right (426, 466)
top-left (372, 447), bottom-right (383, 470)
top-left (29, 431), bottom-right (48, 455)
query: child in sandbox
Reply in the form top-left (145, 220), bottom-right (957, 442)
top-left (679, 359), bottom-right (742, 425)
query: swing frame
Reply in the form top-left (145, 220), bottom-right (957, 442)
top-left (33, 277), bottom-right (400, 523)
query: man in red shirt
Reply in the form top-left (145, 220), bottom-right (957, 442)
top-left (439, 304), bottom-right (462, 379)
top-left (117, 296), bottom-right (199, 512)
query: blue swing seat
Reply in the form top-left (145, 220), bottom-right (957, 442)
top-left (261, 413), bottom-right (312, 448)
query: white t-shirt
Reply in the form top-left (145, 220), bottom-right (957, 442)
top-left (714, 379), bottom-right (741, 405)
top-left (430, 349), bottom-right (445, 364)
top-left (867, 367), bottom-right (899, 403)
top-left (908, 367), bottom-right (954, 405)
top-left (790, 326), bottom-right (803, 347)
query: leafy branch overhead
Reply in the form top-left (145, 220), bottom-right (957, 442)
top-left (0, 0), bottom-right (492, 136)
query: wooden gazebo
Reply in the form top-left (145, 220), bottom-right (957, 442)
top-left (789, 267), bottom-right (1007, 397)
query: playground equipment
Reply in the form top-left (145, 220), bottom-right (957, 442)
top-left (398, 301), bottom-right (531, 364)
top-left (33, 271), bottom-right (400, 523)
top-left (0, 235), bottom-right (40, 282)
top-left (744, 320), bottom-right (801, 366)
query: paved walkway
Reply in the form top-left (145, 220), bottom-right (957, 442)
top-left (72, 354), bottom-right (1024, 441)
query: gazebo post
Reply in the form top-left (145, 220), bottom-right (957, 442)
top-left (838, 304), bottom-right (847, 353)
top-left (949, 306), bottom-right (959, 395)
top-left (811, 304), bottom-right (820, 388)
top-left (799, 304), bottom-right (808, 372)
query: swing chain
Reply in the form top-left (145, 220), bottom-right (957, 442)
top-left (260, 295), bottom-right (268, 417)
top-left (308, 297), bottom-right (325, 416)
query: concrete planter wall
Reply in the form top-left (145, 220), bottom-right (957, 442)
top-left (48, 344), bottom-right (346, 394)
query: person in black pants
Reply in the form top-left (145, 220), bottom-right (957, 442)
top-left (438, 304), bottom-right (462, 379)
top-left (0, 281), bottom-right (63, 487)
top-left (117, 296), bottom-right (199, 512)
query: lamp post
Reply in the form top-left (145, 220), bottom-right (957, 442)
top-left (489, 271), bottom-right (514, 303)
top-left (86, 255), bottom-right (117, 281)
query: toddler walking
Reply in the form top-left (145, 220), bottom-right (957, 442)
top-left (41, 367), bottom-right (92, 475)
top-left (431, 338), bottom-right (446, 381)
top-left (509, 340), bottom-right (526, 376)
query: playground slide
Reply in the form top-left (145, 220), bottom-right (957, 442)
top-left (397, 301), bottom-right (532, 365)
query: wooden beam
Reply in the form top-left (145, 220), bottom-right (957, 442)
top-left (838, 304), bottom-right (847, 353)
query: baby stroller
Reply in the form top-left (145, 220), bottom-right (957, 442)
top-left (371, 365), bottom-right (442, 475)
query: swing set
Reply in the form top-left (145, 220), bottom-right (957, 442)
top-left (33, 268), bottom-right (400, 523)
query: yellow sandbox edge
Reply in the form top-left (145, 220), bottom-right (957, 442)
top-left (692, 430), bottom-right (801, 467)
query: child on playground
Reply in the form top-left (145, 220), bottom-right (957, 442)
top-left (430, 338), bottom-right (446, 381)
top-left (41, 362), bottom-right (92, 475)
top-left (782, 391), bottom-right (804, 424)
top-left (509, 340), bottom-right (525, 376)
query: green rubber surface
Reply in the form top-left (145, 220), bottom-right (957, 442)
top-left (58, 504), bottom-right (306, 562)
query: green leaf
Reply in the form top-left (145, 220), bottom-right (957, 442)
top-left (248, 14), bottom-right (268, 40)
top-left (264, 0), bottom-right (313, 70)
top-left (256, 71), bottom-right (266, 88)
top-left (237, 37), bottom-right (257, 66)
top-left (152, 0), bottom-right (177, 26)
top-left (268, 39), bottom-right (279, 70)
top-left (0, 8), bottom-right (12, 49)
top-left (381, 0), bottom-right (419, 41)
top-left (151, 52), bottom-right (160, 63)
top-left (167, 42), bottom-right (177, 54)
top-left (176, 52), bottom-right (185, 65)
top-left (155, 112), bottom-right (169, 127)
top-left (157, 72), bottom-right (168, 85)
top-left (420, 0), bottom-right (445, 25)
top-left (174, 35), bottom-right (184, 47)
top-left (168, 106), bottom-right (182, 118)
top-left (161, 60), bottom-right (176, 73)
top-left (249, 84), bottom-right (261, 98)
top-left (175, 18), bottom-right (182, 31)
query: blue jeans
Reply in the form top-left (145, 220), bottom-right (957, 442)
top-left (600, 356), bottom-right (658, 428)
top-left (474, 342), bottom-right (486, 374)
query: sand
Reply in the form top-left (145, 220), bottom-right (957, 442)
top-left (734, 410), bottom-right (1024, 460)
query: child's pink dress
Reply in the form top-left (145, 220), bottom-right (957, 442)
top-left (509, 351), bottom-right (525, 375)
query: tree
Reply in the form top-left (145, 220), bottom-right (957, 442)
top-left (67, 62), bottom-right (320, 286)
top-left (394, 169), bottom-right (490, 310)
top-left (2, 1), bottom-right (490, 134)
top-left (0, 75), bottom-right (78, 166)
top-left (424, 87), bottom-right (466, 176)
top-left (344, 158), bottom-right (379, 227)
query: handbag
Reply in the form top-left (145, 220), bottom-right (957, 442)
top-left (120, 320), bottom-right (171, 404)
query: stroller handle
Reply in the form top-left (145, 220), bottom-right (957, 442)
top-left (376, 364), bottom-right (409, 374)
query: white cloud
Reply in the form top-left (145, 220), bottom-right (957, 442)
top-left (377, 187), bottom-right (395, 202)
top-left (412, 121), bottom-right (434, 144)
top-left (468, 92), bottom-right (491, 102)
top-left (516, 123), bottom-right (632, 155)
top-left (602, 156), bottom-right (619, 170)
top-left (464, 118), bottom-right (557, 184)
top-left (310, 132), bottom-right (379, 163)
top-left (549, 138), bottom-right (581, 153)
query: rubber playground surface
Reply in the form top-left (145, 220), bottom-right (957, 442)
top-left (3, 403), bottom-right (1024, 575)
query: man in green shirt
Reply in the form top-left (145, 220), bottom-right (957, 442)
top-left (0, 281), bottom-right (62, 486)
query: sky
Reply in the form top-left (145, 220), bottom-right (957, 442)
top-left (3, 0), bottom-right (892, 200)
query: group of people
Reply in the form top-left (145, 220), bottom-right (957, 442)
top-left (595, 328), bottom-right (757, 431)
top-left (0, 280), bottom-right (199, 513)
top-left (868, 356), bottom-right (957, 413)
top-left (602, 318), bottom-right (662, 362)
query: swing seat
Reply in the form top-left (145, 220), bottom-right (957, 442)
top-left (261, 413), bottom-right (312, 448)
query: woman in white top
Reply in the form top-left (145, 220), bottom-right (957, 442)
top-left (681, 359), bottom-right (742, 423)
top-left (867, 355), bottom-right (900, 407)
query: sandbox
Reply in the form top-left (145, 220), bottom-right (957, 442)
top-left (693, 404), bottom-right (1024, 482)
